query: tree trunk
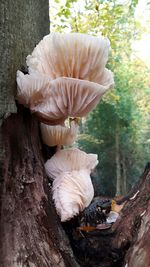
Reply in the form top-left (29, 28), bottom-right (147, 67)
top-left (0, 1), bottom-right (79, 266)
top-left (115, 123), bottom-right (121, 196)
top-left (66, 164), bottom-right (150, 267)
top-left (0, 0), bottom-right (49, 125)
top-left (112, 163), bottom-right (150, 267)
top-left (0, 107), bottom-right (79, 267)
top-left (121, 154), bottom-right (127, 195)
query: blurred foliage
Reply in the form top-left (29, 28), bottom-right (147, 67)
top-left (50, 0), bottom-right (150, 196)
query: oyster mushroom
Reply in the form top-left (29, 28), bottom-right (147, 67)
top-left (45, 148), bottom-right (98, 221)
top-left (17, 33), bottom-right (114, 124)
top-left (53, 169), bottom-right (95, 222)
top-left (16, 71), bottom-right (113, 124)
top-left (27, 32), bottom-right (111, 84)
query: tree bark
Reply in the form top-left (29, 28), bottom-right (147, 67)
top-left (0, 0), bottom-right (49, 125)
top-left (66, 164), bottom-right (150, 267)
top-left (115, 123), bottom-right (121, 196)
top-left (121, 154), bottom-right (127, 195)
top-left (0, 1), bottom-right (79, 266)
top-left (112, 164), bottom-right (150, 267)
top-left (0, 107), bottom-right (79, 267)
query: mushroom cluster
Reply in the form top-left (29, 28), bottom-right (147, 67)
top-left (16, 32), bottom-right (114, 221)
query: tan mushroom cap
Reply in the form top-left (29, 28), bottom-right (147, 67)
top-left (45, 147), bottom-right (98, 180)
top-left (27, 32), bottom-right (111, 84)
top-left (52, 169), bottom-right (94, 222)
top-left (40, 119), bottom-right (79, 146)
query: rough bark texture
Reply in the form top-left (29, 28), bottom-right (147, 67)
top-left (112, 164), bottom-right (150, 267)
top-left (115, 124), bottom-right (121, 196)
top-left (121, 155), bottom-right (127, 195)
top-left (0, 1), bottom-right (79, 266)
top-left (0, 107), bottom-right (79, 267)
top-left (0, 0), bottom-right (50, 173)
top-left (0, 0), bottom-right (49, 124)
top-left (67, 164), bottom-right (150, 267)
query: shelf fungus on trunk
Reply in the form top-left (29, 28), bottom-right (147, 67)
top-left (16, 33), bottom-right (114, 124)
top-left (45, 148), bottom-right (98, 221)
top-left (40, 119), bottom-right (79, 146)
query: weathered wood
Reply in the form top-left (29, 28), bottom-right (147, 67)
top-left (112, 164), bottom-right (150, 267)
top-left (0, 107), bottom-right (79, 267)
top-left (115, 123), bottom-right (121, 196)
top-left (65, 164), bottom-right (150, 267)
top-left (0, 1), bottom-right (80, 264)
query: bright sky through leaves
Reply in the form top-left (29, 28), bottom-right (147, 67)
top-left (50, 0), bottom-right (150, 67)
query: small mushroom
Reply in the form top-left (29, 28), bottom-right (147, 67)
top-left (40, 119), bottom-right (79, 147)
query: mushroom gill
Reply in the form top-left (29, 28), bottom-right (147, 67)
top-left (40, 119), bottom-right (79, 146)
top-left (53, 169), bottom-right (94, 222)
top-left (27, 32), bottom-right (111, 84)
top-left (16, 72), bottom-right (113, 124)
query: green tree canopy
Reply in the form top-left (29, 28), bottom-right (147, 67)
top-left (50, 0), bottom-right (150, 196)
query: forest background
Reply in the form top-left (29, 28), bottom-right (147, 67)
top-left (50, 0), bottom-right (150, 197)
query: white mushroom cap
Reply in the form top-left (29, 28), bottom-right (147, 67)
top-left (45, 148), bottom-right (98, 180)
top-left (17, 33), bottom-right (114, 123)
top-left (27, 33), bottom-right (110, 84)
top-left (40, 119), bottom-right (79, 146)
top-left (16, 71), bottom-right (113, 124)
top-left (52, 169), bottom-right (94, 221)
